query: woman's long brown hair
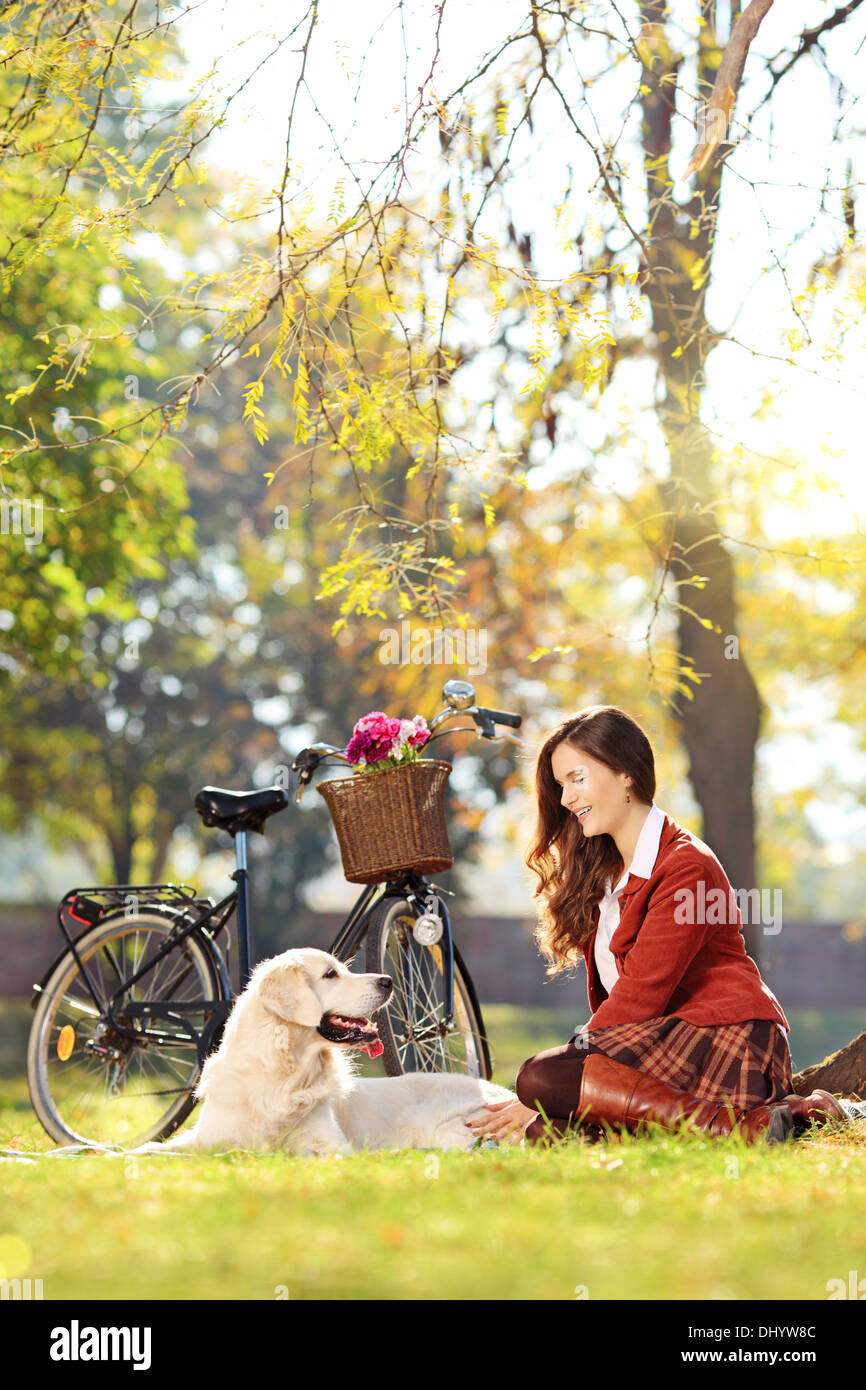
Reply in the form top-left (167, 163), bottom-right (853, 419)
top-left (525, 705), bottom-right (657, 978)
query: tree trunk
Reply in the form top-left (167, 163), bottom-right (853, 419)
top-left (658, 492), bottom-right (765, 963)
top-left (792, 1030), bottom-right (866, 1099)
top-left (639, 2), bottom-right (765, 963)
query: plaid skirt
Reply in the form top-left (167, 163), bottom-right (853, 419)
top-left (573, 1016), bottom-right (794, 1109)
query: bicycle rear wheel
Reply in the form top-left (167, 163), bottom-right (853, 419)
top-left (364, 896), bottom-right (492, 1079)
top-left (27, 911), bottom-right (228, 1148)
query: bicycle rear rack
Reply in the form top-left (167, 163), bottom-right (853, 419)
top-left (55, 885), bottom-right (218, 1001)
top-left (59, 883), bottom-right (210, 939)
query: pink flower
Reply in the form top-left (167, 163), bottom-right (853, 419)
top-left (398, 716), bottom-right (430, 750)
top-left (346, 711), bottom-right (402, 765)
top-left (346, 710), bottom-right (430, 768)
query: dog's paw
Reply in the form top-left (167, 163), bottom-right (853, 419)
top-left (292, 1141), bottom-right (353, 1158)
top-left (328, 1142), bottom-right (356, 1159)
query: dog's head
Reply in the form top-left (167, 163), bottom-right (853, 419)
top-left (254, 949), bottom-right (392, 1054)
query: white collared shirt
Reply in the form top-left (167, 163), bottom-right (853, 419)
top-left (575, 803), bottom-right (666, 1035)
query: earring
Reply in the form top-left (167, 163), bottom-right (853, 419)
top-left (626, 788), bottom-right (631, 803)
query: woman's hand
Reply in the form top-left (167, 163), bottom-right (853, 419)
top-left (464, 1097), bottom-right (538, 1143)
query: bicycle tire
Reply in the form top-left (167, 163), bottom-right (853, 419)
top-left (364, 895), bottom-right (492, 1079)
top-left (27, 909), bottom-right (228, 1148)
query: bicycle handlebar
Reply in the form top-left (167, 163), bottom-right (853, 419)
top-left (478, 707), bottom-right (521, 729)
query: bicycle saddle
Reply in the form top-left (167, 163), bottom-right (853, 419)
top-left (194, 785), bottom-right (289, 836)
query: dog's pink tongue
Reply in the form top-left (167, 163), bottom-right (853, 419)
top-left (361, 1038), bottom-right (384, 1058)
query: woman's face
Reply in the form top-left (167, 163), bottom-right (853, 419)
top-left (549, 742), bottom-right (631, 838)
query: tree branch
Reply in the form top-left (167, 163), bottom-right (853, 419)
top-left (685, 0), bottom-right (775, 177)
top-left (767, 0), bottom-right (866, 91)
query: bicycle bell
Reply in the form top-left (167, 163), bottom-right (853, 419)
top-left (442, 678), bottom-right (475, 710)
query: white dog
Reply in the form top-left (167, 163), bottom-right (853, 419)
top-left (129, 948), bottom-right (518, 1156)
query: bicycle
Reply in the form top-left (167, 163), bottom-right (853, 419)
top-left (26, 679), bottom-right (523, 1149)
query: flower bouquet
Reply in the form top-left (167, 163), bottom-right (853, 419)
top-left (316, 709), bottom-right (454, 885)
top-left (345, 711), bottom-right (431, 771)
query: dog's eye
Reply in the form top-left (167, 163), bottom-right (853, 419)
top-left (323, 968), bottom-right (338, 979)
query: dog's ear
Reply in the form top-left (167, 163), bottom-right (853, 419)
top-left (257, 961), bottom-right (322, 1028)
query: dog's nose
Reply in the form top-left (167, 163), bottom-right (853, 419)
top-left (378, 976), bottom-right (392, 991)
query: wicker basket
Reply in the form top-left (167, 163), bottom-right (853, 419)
top-left (316, 759), bottom-right (454, 884)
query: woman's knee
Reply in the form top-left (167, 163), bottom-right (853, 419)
top-left (515, 1056), bottom-right (544, 1108)
top-left (515, 1049), bottom-right (574, 1111)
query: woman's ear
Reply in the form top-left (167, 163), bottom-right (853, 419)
top-left (257, 961), bottom-right (322, 1028)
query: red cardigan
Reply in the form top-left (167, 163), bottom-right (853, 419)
top-left (581, 812), bottom-right (790, 1032)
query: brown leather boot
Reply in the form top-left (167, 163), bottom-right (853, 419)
top-left (779, 1090), bottom-right (849, 1132)
top-left (576, 1052), bottom-right (794, 1145)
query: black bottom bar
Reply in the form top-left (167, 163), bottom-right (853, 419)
top-left (5, 1296), bottom-right (863, 1368)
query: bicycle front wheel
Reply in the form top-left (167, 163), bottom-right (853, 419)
top-left (27, 911), bottom-right (227, 1148)
top-left (364, 896), bottom-right (492, 1079)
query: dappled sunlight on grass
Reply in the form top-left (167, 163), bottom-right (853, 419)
top-left (3, 997), bottom-right (865, 1298)
top-left (3, 1080), bottom-right (865, 1299)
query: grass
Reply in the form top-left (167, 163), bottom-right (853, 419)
top-left (2, 1003), bottom-right (865, 1300)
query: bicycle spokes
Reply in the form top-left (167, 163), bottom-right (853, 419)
top-left (33, 918), bottom-right (222, 1147)
top-left (382, 914), bottom-right (484, 1074)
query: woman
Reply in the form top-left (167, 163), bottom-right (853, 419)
top-left (466, 705), bottom-right (849, 1148)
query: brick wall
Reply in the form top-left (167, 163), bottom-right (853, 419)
top-left (3, 901), bottom-right (865, 1011)
top-left (1, 904), bottom-right (62, 1000)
